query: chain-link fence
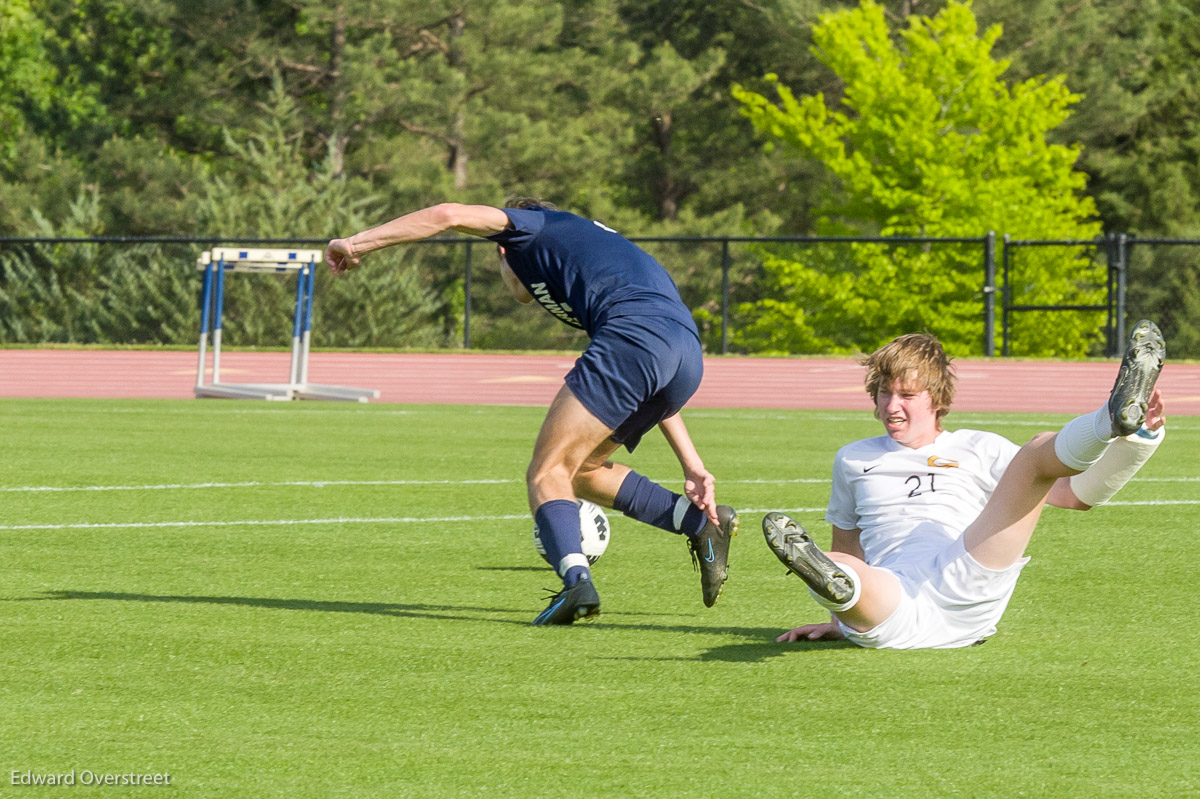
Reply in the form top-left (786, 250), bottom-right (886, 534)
top-left (1, 234), bottom-right (1195, 357)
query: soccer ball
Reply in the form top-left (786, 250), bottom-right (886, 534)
top-left (533, 500), bottom-right (611, 566)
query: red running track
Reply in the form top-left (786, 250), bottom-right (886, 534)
top-left (1, 349), bottom-right (1198, 415)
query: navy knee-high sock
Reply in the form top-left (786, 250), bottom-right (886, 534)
top-left (612, 471), bottom-right (706, 537)
top-left (533, 500), bottom-right (591, 587)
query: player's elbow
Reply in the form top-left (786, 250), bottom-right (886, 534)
top-left (427, 203), bottom-right (467, 230)
top-left (429, 203), bottom-right (509, 237)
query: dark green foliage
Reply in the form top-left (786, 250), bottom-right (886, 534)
top-left (2, 0), bottom-right (1200, 351)
top-left (976, 0), bottom-right (1200, 355)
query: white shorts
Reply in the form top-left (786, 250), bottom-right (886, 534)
top-left (838, 537), bottom-right (1029, 650)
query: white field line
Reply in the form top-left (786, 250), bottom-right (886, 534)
top-left (0, 508), bottom-right (829, 533)
top-left (2, 500), bottom-right (1197, 533)
top-left (9, 405), bottom-right (1198, 432)
top-left (0, 477), bottom-right (834, 494)
top-left (685, 409), bottom-right (1200, 429)
top-left (4, 474), bottom-right (1200, 494)
top-left (25, 406), bottom-right (422, 417)
top-left (0, 514), bottom-right (527, 532)
top-left (0, 478), bottom-right (518, 493)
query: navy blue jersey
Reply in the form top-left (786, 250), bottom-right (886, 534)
top-left (486, 207), bottom-right (697, 337)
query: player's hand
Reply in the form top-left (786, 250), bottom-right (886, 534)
top-left (325, 238), bottom-right (361, 275)
top-left (777, 622), bottom-right (845, 643)
top-left (683, 466), bottom-right (718, 525)
top-left (1144, 388), bottom-right (1165, 432)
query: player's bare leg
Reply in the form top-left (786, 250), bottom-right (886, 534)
top-left (570, 433), bottom-right (738, 608)
top-left (528, 385), bottom-right (615, 625)
top-left (527, 384), bottom-right (616, 511)
top-left (570, 444), bottom-right (630, 508)
top-left (962, 433), bottom-right (1067, 569)
top-left (965, 319), bottom-right (1165, 570)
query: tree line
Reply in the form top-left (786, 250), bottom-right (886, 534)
top-left (2, 0), bottom-right (1197, 356)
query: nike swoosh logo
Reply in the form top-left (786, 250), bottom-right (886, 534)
top-left (863, 465), bottom-right (880, 473)
top-left (704, 540), bottom-right (715, 562)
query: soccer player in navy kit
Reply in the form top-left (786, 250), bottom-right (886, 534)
top-left (325, 200), bottom-right (739, 624)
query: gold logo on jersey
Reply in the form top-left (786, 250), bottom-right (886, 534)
top-left (927, 456), bottom-right (959, 468)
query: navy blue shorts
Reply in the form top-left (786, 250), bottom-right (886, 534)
top-left (564, 315), bottom-right (703, 452)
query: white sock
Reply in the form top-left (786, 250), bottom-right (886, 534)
top-left (1054, 407), bottom-right (1115, 470)
top-left (806, 560), bottom-right (863, 613)
top-left (557, 552), bottom-right (590, 578)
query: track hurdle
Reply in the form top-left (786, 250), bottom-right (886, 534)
top-left (194, 248), bottom-right (380, 402)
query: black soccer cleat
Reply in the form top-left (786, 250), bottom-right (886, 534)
top-left (688, 505), bottom-right (739, 608)
top-left (761, 512), bottom-right (855, 605)
top-left (531, 577), bottom-right (600, 626)
top-left (1108, 319), bottom-right (1166, 437)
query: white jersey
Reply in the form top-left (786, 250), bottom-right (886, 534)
top-left (826, 428), bottom-right (1020, 569)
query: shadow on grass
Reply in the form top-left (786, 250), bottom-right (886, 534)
top-left (596, 637), bottom-right (856, 663)
top-left (12, 591), bottom-right (783, 640)
top-left (15, 590), bottom-right (538, 626)
top-left (698, 639), bottom-right (857, 661)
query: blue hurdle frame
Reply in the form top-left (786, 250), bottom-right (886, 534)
top-left (194, 248), bottom-right (379, 402)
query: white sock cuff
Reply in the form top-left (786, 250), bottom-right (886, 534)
top-left (806, 560), bottom-right (863, 613)
top-left (557, 552), bottom-right (590, 577)
top-left (1054, 408), bottom-right (1114, 471)
top-left (1070, 425), bottom-right (1164, 506)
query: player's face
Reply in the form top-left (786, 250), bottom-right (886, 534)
top-left (875, 376), bottom-right (942, 449)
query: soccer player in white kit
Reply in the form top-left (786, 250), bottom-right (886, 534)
top-left (763, 322), bottom-right (1167, 649)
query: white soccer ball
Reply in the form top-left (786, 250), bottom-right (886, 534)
top-left (533, 499), bottom-right (611, 565)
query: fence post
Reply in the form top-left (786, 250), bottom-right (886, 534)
top-left (463, 241), bottom-right (472, 349)
top-left (1105, 233), bottom-right (1116, 355)
top-left (983, 231), bottom-right (996, 356)
top-left (720, 238), bottom-right (731, 355)
top-left (1115, 233), bottom-right (1127, 356)
top-left (1001, 234), bottom-right (1012, 356)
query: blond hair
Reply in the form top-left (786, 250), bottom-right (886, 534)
top-left (861, 333), bottom-right (956, 422)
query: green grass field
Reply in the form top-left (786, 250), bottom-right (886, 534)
top-left (1, 399), bottom-right (1197, 798)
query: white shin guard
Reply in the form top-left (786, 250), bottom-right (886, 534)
top-left (1070, 427), bottom-right (1164, 506)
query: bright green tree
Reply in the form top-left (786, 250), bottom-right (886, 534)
top-left (732, 0), bottom-right (1102, 356)
top-left (0, 0), bottom-right (55, 166)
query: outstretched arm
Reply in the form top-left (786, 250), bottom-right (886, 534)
top-left (326, 203), bottom-right (511, 274)
top-left (658, 413), bottom-right (719, 525)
